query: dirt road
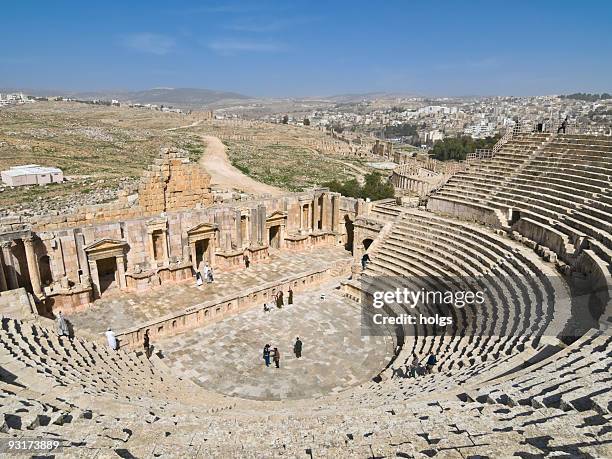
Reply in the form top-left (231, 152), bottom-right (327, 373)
top-left (198, 135), bottom-right (283, 196)
top-left (164, 120), bottom-right (203, 131)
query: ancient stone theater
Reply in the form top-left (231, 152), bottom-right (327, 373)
top-left (0, 130), bottom-right (610, 458)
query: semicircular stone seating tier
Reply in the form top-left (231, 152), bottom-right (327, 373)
top-left (0, 273), bottom-right (609, 456)
top-left (357, 210), bottom-right (571, 397)
top-left (429, 133), bottom-right (612, 266)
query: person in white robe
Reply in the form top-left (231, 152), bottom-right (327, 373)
top-left (202, 263), bottom-right (211, 283)
top-left (56, 311), bottom-right (70, 337)
top-left (105, 327), bottom-right (118, 350)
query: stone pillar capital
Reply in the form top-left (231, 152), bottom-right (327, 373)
top-left (0, 240), bottom-right (14, 249)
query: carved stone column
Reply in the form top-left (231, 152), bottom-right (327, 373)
top-left (312, 195), bottom-right (319, 230)
top-left (147, 231), bottom-right (156, 263)
top-left (161, 230), bottom-right (169, 263)
top-left (0, 249), bottom-right (7, 291)
top-left (331, 193), bottom-right (341, 232)
top-left (299, 204), bottom-right (304, 233)
top-left (307, 203), bottom-right (313, 233)
top-left (190, 242), bottom-right (197, 271)
top-left (235, 210), bottom-right (242, 249)
top-left (115, 255), bottom-right (127, 289)
top-left (257, 205), bottom-right (266, 245)
top-left (1, 241), bottom-right (17, 289)
top-left (88, 259), bottom-right (100, 298)
top-left (209, 236), bottom-right (216, 268)
top-left (23, 236), bottom-right (42, 297)
top-left (321, 194), bottom-right (331, 231)
top-left (250, 208), bottom-right (258, 246)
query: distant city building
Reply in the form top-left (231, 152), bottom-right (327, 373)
top-left (0, 92), bottom-right (33, 107)
top-left (1, 165), bottom-right (64, 187)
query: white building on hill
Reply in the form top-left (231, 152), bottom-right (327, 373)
top-left (1, 165), bottom-right (64, 187)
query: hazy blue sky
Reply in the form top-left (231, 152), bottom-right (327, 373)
top-left (1, 1), bottom-right (611, 96)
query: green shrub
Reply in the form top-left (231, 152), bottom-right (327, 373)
top-left (324, 172), bottom-right (394, 200)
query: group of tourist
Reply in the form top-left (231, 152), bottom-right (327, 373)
top-left (262, 337), bottom-right (303, 368)
top-left (56, 310), bottom-right (123, 352)
top-left (263, 287), bottom-right (294, 311)
top-left (57, 310), bottom-right (155, 359)
top-left (406, 354), bottom-right (437, 377)
top-left (262, 344), bottom-right (280, 368)
top-left (196, 261), bottom-right (214, 286)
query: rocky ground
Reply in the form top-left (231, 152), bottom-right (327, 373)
top-left (1, 101), bottom-right (379, 218)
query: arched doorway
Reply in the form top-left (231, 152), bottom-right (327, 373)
top-left (195, 239), bottom-right (210, 268)
top-left (269, 225), bottom-right (281, 249)
top-left (97, 257), bottom-right (118, 294)
top-left (363, 238), bottom-right (374, 251)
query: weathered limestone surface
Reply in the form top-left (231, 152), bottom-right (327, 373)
top-left (138, 147), bottom-right (213, 213)
top-left (0, 134), bottom-right (610, 456)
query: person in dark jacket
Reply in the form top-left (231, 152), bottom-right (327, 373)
top-left (143, 330), bottom-right (150, 358)
top-left (263, 344), bottom-right (271, 367)
top-left (276, 291), bottom-right (284, 308)
top-left (426, 354), bottom-right (437, 374)
top-left (288, 287), bottom-right (294, 305)
top-left (272, 347), bottom-right (280, 368)
top-left (361, 253), bottom-right (371, 270)
top-left (293, 337), bottom-right (303, 358)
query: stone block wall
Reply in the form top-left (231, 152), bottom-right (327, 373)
top-left (138, 147), bottom-right (213, 213)
top-left (0, 190), bottom-right (362, 313)
top-left (30, 147), bottom-right (213, 231)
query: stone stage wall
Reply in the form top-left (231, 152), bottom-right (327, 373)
top-left (0, 189), bottom-right (364, 314)
top-left (111, 258), bottom-right (352, 349)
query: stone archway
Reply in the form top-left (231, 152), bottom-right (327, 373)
top-left (187, 222), bottom-right (218, 271)
top-left (84, 239), bottom-right (129, 299)
top-left (265, 211), bottom-right (287, 249)
top-left (269, 225), bottom-right (281, 249)
top-left (195, 239), bottom-right (211, 267)
top-left (97, 257), bottom-right (118, 294)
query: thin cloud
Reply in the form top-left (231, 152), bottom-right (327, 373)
top-left (226, 16), bottom-right (319, 33)
top-left (208, 39), bottom-right (287, 55)
top-left (121, 33), bottom-right (176, 55)
top-left (226, 20), bottom-right (286, 33)
top-left (168, 4), bottom-right (267, 15)
top-left (198, 4), bottom-right (260, 13)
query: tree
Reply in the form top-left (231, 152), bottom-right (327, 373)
top-left (383, 123), bottom-right (418, 138)
top-left (431, 135), bottom-right (500, 161)
top-left (282, 115), bottom-right (289, 124)
top-left (303, 118), bottom-right (310, 126)
top-left (361, 172), bottom-right (395, 200)
top-left (560, 93), bottom-right (612, 102)
top-left (323, 172), bottom-right (394, 200)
